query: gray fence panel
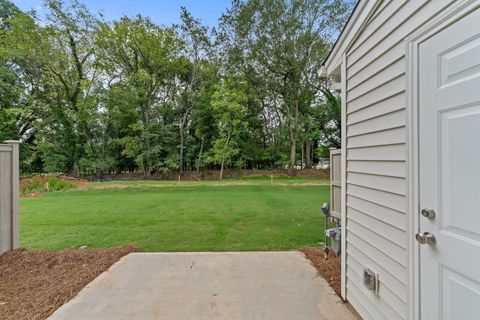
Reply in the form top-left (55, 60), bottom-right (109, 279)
top-left (330, 149), bottom-right (341, 219)
top-left (0, 141), bottom-right (20, 254)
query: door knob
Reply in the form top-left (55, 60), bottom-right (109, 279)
top-left (421, 208), bottom-right (436, 219)
top-left (415, 232), bottom-right (436, 245)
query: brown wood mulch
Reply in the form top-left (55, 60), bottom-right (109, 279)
top-left (0, 246), bottom-right (137, 320)
top-left (300, 247), bottom-right (342, 296)
top-left (300, 246), bottom-right (363, 319)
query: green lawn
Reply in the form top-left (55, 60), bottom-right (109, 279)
top-left (20, 180), bottom-right (329, 252)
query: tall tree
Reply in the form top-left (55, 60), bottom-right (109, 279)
top-left (175, 7), bottom-right (213, 177)
top-left (0, 0), bottom-right (39, 150)
top-left (0, 0), bottom-right (20, 142)
top-left (219, 0), bottom-right (351, 175)
top-left (209, 79), bottom-right (248, 180)
top-left (0, 0), bottom-right (353, 176)
top-left (4, 0), bottom-right (100, 175)
top-left (96, 15), bottom-right (184, 174)
top-left (191, 62), bottom-right (219, 172)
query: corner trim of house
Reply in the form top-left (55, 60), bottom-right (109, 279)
top-left (405, 35), bottom-right (420, 320)
top-left (340, 53), bottom-right (347, 300)
top-left (405, 1), bottom-right (480, 319)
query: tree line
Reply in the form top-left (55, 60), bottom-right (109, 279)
top-left (0, 0), bottom-right (351, 178)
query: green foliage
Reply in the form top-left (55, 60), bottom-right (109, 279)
top-left (207, 79), bottom-right (249, 178)
top-left (318, 87), bottom-right (341, 149)
top-left (0, 1), bottom-right (25, 143)
top-left (21, 175), bottom-right (76, 194)
top-left (0, 0), bottom-right (353, 176)
top-left (0, 106), bottom-right (17, 141)
top-left (217, 0), bottom-right (352, 174)
top-left (95, 15), bottom-right (186, 174)
top-left (0, 0), bottom-right (19, 22)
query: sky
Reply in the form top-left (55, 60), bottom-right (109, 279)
top-left (11, 0), bottom-right (230, 27)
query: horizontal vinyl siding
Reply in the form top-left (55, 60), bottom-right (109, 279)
top-left (348, 57), bottom-right (405, 101)
top-left (347, 266), bottom-right (405, 320)
top-left (348, 243), bottom-right (408, 301)
top-left (348, 127), bottom-right (406, 148)
top-left (347, 184), bottom-right (406, 213)
top-left (347, 144), bottom-right (406, 161)
top-left (347, 160), bottom-right (405, 178)
top-left (348, 0), bottom-right (407, 54)
top-left (347, 172), bottom-right (405, 195)
top-left (347, 75), bottom-right (405, 113)
top-left (347, 110), bottom-right (405, 137)
top-left (348, 263), bottom-right (407, 317)
top-left (343, 1), bottom-right (457, 319)
top-left (347, 92), bottom-right (406, 125)
top-left (347, 195), bottom-right (406, 230)
top-left (347, 0), bottom-right (452, 76)
top-left (348, 41), bottom-right (405, 90)
top-left (347, 218), bottom-right (406, 261)
top-left (348, 209), bottom-right (406, 250)
top-left (348, 231), bottom-right (407, 282)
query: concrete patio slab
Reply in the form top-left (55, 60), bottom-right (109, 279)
top-left (49, 252), bottom-right (356, 320)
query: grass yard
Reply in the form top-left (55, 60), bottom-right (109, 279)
top-left (20, 178), bottom-right (329, 252)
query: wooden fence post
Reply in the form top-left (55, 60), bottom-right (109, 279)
top-left (329, 148), bottom-right (341, 219)
top-left (6, 141), bottom-right (20, 250)
top-left (0, 140), bottom-right (20, 254)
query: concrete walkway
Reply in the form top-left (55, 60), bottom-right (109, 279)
top-left (49, 252), bottom-right (356, 320)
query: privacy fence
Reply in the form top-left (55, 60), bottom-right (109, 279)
top-left (330, 149), bottom-right (341, 219)
top-left (0, 141), bottom-right (20, 255)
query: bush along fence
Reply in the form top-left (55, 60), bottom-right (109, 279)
top-left (0, 140), bottom-right (20, 255)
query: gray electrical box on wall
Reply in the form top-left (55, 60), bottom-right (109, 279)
top-left (363, 268), bottom-right (379, 295)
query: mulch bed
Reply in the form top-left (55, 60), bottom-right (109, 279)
top-left (0, 246), bottom-right (137, 320)
top-left (300, 247), bottom-right (341, 296)
top-left (300, 247), bottom-right (363, 319)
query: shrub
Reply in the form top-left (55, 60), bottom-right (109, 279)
top-left (21, 175), bottom-right (76, 195)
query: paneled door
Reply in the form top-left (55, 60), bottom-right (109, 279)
top-left (419, 7), bottom-right (480, 320)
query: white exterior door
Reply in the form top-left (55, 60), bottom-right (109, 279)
top-left (419, 7), bottom-right (480, 320)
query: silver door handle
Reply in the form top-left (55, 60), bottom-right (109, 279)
top-left (416, 232), bottom-right (436, 245)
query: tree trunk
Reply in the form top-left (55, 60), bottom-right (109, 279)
top-left (178, 101), bottom-right (191, 178)
top-left (305, 141), bottom-right (312, 169)
top-left (311, 143), bottom-right (314, 167)
top-left (179, 124), bottom-right (184, 180)
top-left (70, 162), bottom-right (80, 178)
top-left (288, 101), bottom-right (299, 177)
top-left (220, 132), bottom-right (231, 181)
top-left (288, 131), bottom-right (296, 176)
top-left (142, 105), bottom-right (151, 176)
top-left (197, 138), bottom-right (205, 173)
top-left (220, 160), bottom-right (224, 181)
top-left (301, 142), bottom-right (305, 170)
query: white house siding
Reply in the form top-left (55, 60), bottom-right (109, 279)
top-left (343, 1), bottom-right (455, 319)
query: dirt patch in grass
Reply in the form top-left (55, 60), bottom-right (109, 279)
top-left (0, 246), bottom-right (136, 320)
top-left (79, 181), bottom-right (329, 192)
top-left (86, 168), bottom-right (330, 181)
top-left (21, 191), bottom-right (47, 198)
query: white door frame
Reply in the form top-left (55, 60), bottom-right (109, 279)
top-left (406, 1), bottom-right (480, 319)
